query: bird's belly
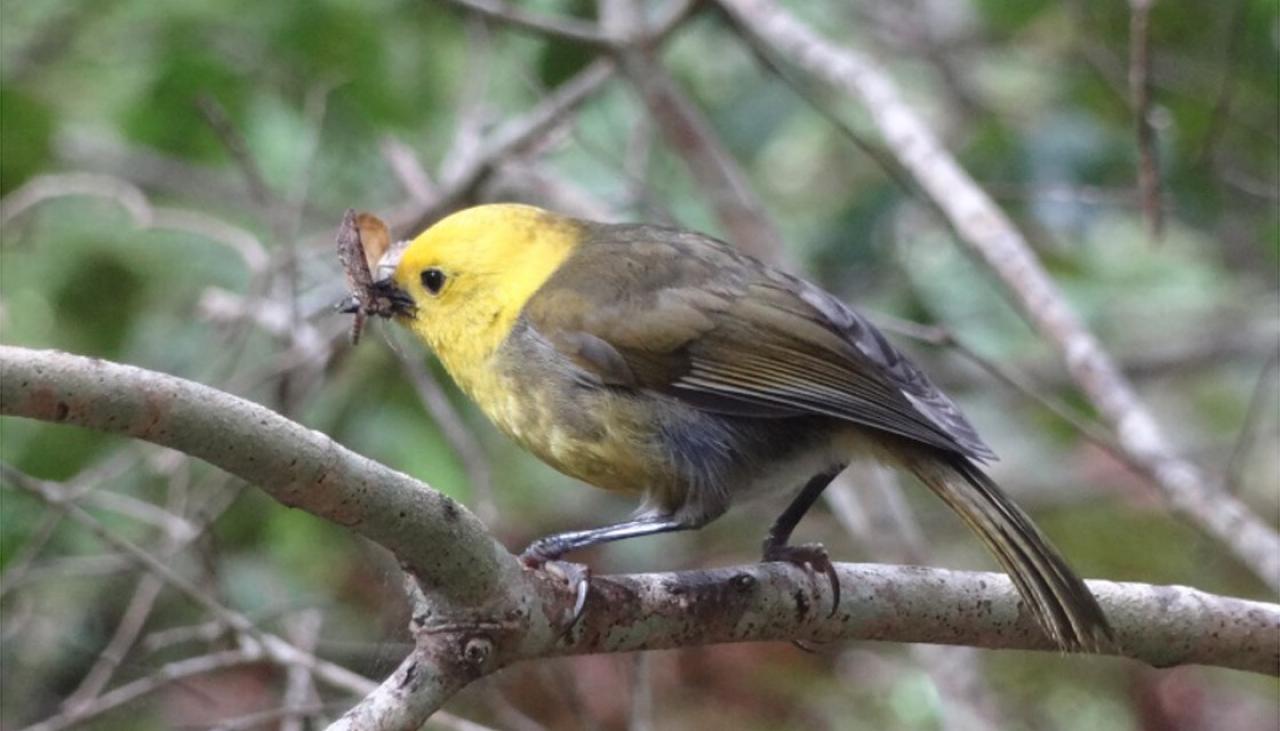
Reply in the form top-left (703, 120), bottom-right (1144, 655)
top-left (734, 436), bottom-right (849, 504)
top-left (473, 369), bottom-right (673, 495)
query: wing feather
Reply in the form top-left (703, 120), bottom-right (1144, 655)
top-left (523, 223), bottom-right (997, 462)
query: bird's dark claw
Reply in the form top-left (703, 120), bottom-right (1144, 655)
top-left (763, 542), bottom-right (841, 619)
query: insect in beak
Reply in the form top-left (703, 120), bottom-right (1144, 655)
top-left (335, 279), bottom-right (413, 318)
top-left (335, 209), bottom-right (414, 344)
top-left (367, 277), bottom-right (416, 317)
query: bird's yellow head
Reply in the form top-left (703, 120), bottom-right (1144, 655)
top-left (390, 204), bottom-right (583, 390)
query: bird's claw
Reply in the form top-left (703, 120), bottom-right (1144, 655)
top-left (763, 542), bottom-right (841, 619)
top-left (521, 547), bottom-right (590, 633)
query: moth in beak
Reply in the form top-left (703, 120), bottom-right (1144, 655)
top-left (334, 209), bottom-right (414, 344)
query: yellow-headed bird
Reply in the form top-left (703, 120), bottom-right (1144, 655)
top-left (361, 203), bottom-right (1112, 651)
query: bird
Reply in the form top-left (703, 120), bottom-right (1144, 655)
top-left (352, 203), bottom-right (1113, 651)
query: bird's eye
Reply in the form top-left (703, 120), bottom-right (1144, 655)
top-left (420, 268), bottom-right (446, 295)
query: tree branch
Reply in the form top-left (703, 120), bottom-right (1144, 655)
top-left (396, 59), bottom-right (616, 237)
top-left (4, 347), bottom-right (1276, 731)
top-left (445, 0), bottom-right (608, 47)
top-left (0, 345), bottom-right (519, 609)
top-left (549, 564), bottom-right (1278, 676)
top-left (717, 0), bottom-right (1280, 593)
top-left (1128, 0), bottom-right (1164, 239)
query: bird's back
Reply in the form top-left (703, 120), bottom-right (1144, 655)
top-left (525, 221), bottom-right (996, 462)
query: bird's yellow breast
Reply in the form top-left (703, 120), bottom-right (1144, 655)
top-left (479, 339), bottom-right (670, 495)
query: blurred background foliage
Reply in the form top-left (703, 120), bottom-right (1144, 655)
top-left (1, 1), bottom-right (1277, 729)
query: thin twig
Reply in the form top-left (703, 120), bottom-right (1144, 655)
top-left (723, 9), bottom-right (924, 204)
top-left (1, 464), bottom-right (267, 640)
top-left (143, 617), bottom-right (233, 654)
top-left (82, 489), bottom-right (200, 541)
top-left (195, 95), bottom-right (275, 214)
top-left (487, 160), bottom-right (618, 220)
top-left (1128, 0), bottom-right (1164, 239)
top-left (18, 649), bottom-right (261, 731)
top-left (407, 0), bottom-right (701, 238)
top-left (398, 59), bottom-right (617, 236)
top-left (209, 702), bottom-right (338, 731)
top-left (53, 130), bottom-right (271, 213)
top-left (1195, 0), bottom-right (1250, 166)
top-left (439, 15), bottom-right (497, 189)
top-left (280, 609), bottom-right (325, 731)
top-left (61, 572), bottom-right (168, 713)
top-left (2, 553), bottom-right (136, 589)
top-left (614, 38), bottom-right (784, 261)
top-left (381, 136), bottom-right (437, 204)
top-left (1224, 347), bottom-right (1280, 495)
top-left (0, 172), bottom-right (269, 273)
top-left (280, 80), bottom-right (339, 363)
top-left (193, 93), bottom-right (315, 415)
top-left (0, 508), bottom-right (64, 599)
top-left (0, 461), bottom-right (380, 700)
top-left (444, 0), bottom-right (608, 46)
top-left (61, 463), bottom-right (198, 708)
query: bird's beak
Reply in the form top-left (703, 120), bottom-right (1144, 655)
top-left (368, 277), bottom-right (416, 318)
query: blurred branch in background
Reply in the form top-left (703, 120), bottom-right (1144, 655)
top-left (0, 411), bottom-right (490, 731)
top-left (1, 172), bottom-right (269, 275)
top-left (1127, 0), bottom-right (1163, 240)
top-left (447, 0), bottom-right (610, 46)
top-left (396, 58), bottom-right (615, 235)
top-left (599, 0), bottom-right (785, 262)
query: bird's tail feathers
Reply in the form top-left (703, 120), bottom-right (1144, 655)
top-left (907, 453), bottom-right (1115, 653)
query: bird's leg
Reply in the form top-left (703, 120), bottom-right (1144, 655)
top-left (520, 516), bottom-right (690, 624)
top-left (762, 469), bottom-right (843, 617)
top-left (520, 516), bottom-right (689, 566)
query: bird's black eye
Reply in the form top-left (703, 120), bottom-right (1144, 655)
top-left (420, 268), bottom-right (446, 294)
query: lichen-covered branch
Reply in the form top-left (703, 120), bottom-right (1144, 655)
top-left (544, 564), bottom-right (1277, 676)
top-left (4, 346), bottom-right (1276, 731)
top-left (718, 0), bottom-right (1280, 593)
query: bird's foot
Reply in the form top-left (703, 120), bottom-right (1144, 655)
top-left (520, 544), bottom-right (590, 631)
top-left (518, 535), bottom-right (565, 569)
top-left (762, 542), bottom-right (841, 619)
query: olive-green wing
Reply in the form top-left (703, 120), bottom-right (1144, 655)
top-left (523, 223), bottom-right (996, 461)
